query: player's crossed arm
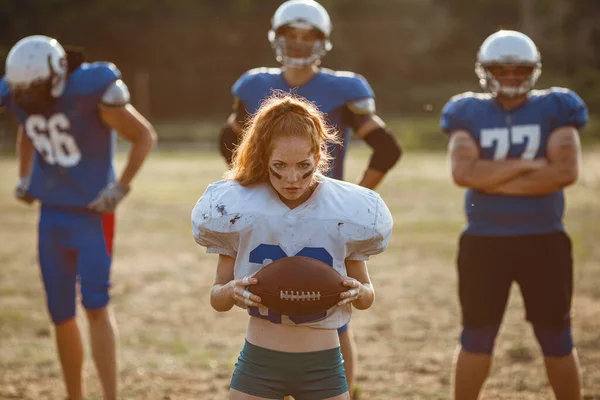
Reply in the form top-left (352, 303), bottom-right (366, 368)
top-left (448, 130), bottom-right (546, 191)
top-left (486, 126), bottom-right (581, 196)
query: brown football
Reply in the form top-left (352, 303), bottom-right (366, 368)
top-left (249, 256), bottom-right (346, 317)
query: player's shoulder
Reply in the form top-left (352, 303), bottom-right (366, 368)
top-left (66, 62), bottom-right (121, 95)
top-left (444, 91), bottom-right (493, 110)
top-left (441, 91), bottom-right (495, 126)
top-left (205, 178), bottom-right (254, 204)
top-left (320, 177), bottom-right (390, 225)
top-left (322, 176), bottom-right (379, 202)
top-left (319, 177), bottom-right (393, 253)
top-left (529, 87), bottom-right (588, 128)
top-left (320, 68), bottom-right (374, 98)
top-left (232, 67), bottom-right (282, 95)
top-left (530, 87), bottom-right (586, 108)
top-left (192, 179), bottom-right (273, 227)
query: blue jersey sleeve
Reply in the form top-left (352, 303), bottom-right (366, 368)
top-left (231, 70), bottom-right (251, 100)
top-left (334, 72), bottom-right (375, 103)
top-left (441, 94), bottom-right (473, 133)
top-left (71, 62), bottom-right (122, 100)
top-left (231, 68), bottom-right (281, 114)
top-left (550, 88), bottom-right (588, 130)
top-left (231, 68), bottom-right (266, 105)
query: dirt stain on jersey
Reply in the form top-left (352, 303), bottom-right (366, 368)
top-left (216, 204), bottom-right (226, 216)
top-left (230, 215), bottom-right (241, 225)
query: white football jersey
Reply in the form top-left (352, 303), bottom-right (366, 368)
top-left (191, 176), bottom-right (393, 329)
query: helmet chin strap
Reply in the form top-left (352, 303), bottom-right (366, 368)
top-left (485, 71), bottom-right (531, 98)
top-left (280, 55), bottom-right (319, 68)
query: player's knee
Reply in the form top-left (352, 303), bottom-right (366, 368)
top-left (460, 325), bottom-right (500, 355)
top-left (533, 325), bottom-right (573, 357)
top-left (47, 297), bottom-right (76, 325)
top-left (49, 307), bottom-right (76, 325)
top-left (81, 285), bottom-right (110, 312)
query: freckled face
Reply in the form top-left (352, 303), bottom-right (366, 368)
top-left (268, 135), bottom-right (319, 206)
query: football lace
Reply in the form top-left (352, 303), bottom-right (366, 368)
top-left (280, 290), bottom-right (322, 302)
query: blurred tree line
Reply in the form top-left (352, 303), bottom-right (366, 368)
top-left (0, 0), bottom-right (599, 133)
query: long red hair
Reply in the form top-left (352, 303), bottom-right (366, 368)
top-left (228, 91), bottom-right (340, 186)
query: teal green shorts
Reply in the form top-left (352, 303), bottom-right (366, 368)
top-left (230, 340), bottom-right (348, 400)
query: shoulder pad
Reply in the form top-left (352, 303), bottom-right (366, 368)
top-left (440, 92), bottom-right (491, 133)
top-left (191, 181), bottom-right (247, 257)
top-left (320, 178), bottom-right (393, 260)
top-left (232, 67), bottom-right (282, 100)
top-left (547, 87), bottom-right (588, 129)
top-left (68, 62), bottom-right (122, 96)
top-left (329, 70), bottom-right (375, 102)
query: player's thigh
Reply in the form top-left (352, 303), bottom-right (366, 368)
top-left (38, 209), bottom-right (78, 323)
top-left (322, 393), bottom-right (350, 400)
top-left (230, 341), bottom-right (287, 399)
top-left (292, 347), bottom-right (348, 400)
top-left (230, 388), bottom-right (282, 400)
top-left (74, 213), bottom-right (114, 310)
top-left (457, 234), bottom-right (514, 328)
top-left (516, 232), bottom-right (573, 328)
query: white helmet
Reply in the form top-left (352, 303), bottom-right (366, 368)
top-left (5, 35), bottom-right (68, 113)
top-left (268, 0), bottom-right (333, 68)
top-left (475, 30), bottom-right (541, 97)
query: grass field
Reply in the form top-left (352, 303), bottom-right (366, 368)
top-left (1, 147), bottom-right (599, 400)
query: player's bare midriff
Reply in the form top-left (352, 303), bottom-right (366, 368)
top-left (246, 316), bottom-right (341, 352)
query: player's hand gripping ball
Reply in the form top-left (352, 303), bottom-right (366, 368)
top-left (249, 256), bottom-right (346, 317)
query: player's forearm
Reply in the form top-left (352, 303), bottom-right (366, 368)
top-left (489, 164), bottom-right (577, 196)
top-left (454, 159), bottom-right (538, 190)
top-left (357, 168), bottom-right (385, 190)
top-left (16, 127), bottom-right (33, 178)
top-left (118, 128), bottom-right (156, 187)
top-left (210, 283), bottom-right (235, 312)
top-left (352, 283), bottom-right (374, 310)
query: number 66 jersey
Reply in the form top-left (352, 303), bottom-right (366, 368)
top-left (0, 62), bottom-right (123, 208)
top-left (191, 176), bottom-right (394, 330)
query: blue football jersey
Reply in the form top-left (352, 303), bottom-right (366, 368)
top-left (1, 62), bottom-right (121, 208)
top-left (441, 88), bottom-right (588, 236)
top-left (232, 67), bottom-right (375, 180)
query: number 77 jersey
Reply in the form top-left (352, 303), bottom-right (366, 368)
top-left (0, 62), bottom-right (122, 208)
top-left (441, 88), bottom-right (588, 236)
top-left (191, 176), bottom-right (394, 329)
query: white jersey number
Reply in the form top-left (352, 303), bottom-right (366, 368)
top-left (24, 114), bottom-right (81, 167)
top-left (480, 124), bottom-right (541, 160)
